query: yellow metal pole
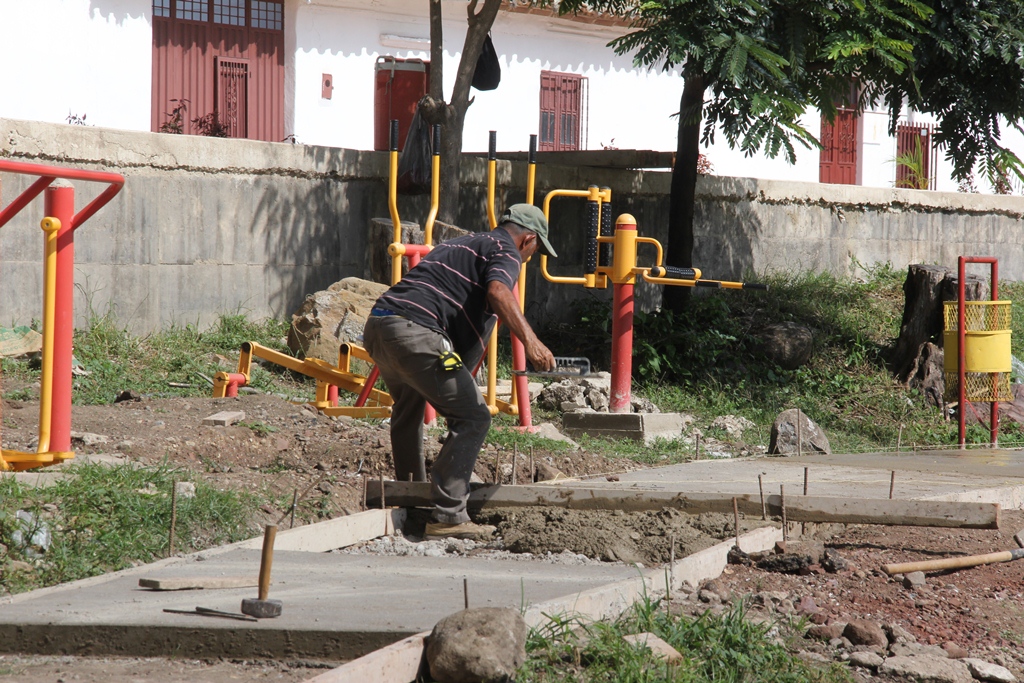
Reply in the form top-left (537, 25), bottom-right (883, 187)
top-left (510, 135), bottom-right (539, 414)
top-left (388, 120), bottom-right (402, 285)
top-left (485, 131), bottom-right (499, 413)
top-left (36, 216), bottom-right (60, 454)
top-left (424, 124), bottom-right (441, 247)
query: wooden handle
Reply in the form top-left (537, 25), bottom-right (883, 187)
top-left (257, 525), bottom-right (277, 601)
top-left (883, 548), bottom-right (1024, 575)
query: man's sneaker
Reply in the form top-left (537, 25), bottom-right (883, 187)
top-left (425, 521), bottom-right (497, 541)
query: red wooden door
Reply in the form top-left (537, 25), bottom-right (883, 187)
top-left (152, 0), bottom-right (283, 142)
top-left (819, 110), bottom-right (858, 184)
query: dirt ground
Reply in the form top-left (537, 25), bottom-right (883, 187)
top-left (5, 393), bottom-right (1024, 682)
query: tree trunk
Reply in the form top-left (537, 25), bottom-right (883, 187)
top-left (891, 264), bottom-right (985, 383)
top-left (420, 0), bottom-right (501, 226)
top-left (662, 72), bottom-right (705, 312)
top-left (428, 0), bottom-right (444, 102)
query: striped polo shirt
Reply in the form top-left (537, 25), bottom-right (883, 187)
top-left (374, 228), bottom-right (523, 360)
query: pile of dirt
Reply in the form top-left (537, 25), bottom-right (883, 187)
top-left (0, 393), bottom-right (638, 529)
top-left (480, 507), bottom-right (768, 565)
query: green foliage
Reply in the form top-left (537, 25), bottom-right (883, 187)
top-left (0, 462), bottom-right (261, 594)
top-left (892, 136), bottom-right (930, 189)
top-left (521, 599), bottom-right (850, 683)
top-left (64, 312), bottom-right (296, 404)
top-left (560, 0), bottom-right (1024, 186)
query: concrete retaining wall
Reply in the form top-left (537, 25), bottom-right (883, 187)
top-left (3, 118), bottom-right (1024, 333)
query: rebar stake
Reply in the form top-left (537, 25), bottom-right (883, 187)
top-left (732, 497), bottom-right (740, 550)
top-left (379, 474), bottom-right (385, 510)
top-left (529, 446), bottom-right (535, 483)
top-left (168, 480), bottom-right (179, 557)
top-left (289, 488), bottom-right (298, 529)
top-left (758, 474), bottom-right (766, 520)
top-left (889, 470), bottom-right (896, 500)
top-left (512, 443), bottom-right (518, 486)
top-left (780, 484), bottom-right (788, 543)
top-left (463, 577), bottom-right (469, 610)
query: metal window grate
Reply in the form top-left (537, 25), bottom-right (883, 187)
top-left (251, 0), bottom-right (282, 30)
top-left (213, 0), bottom-right (245, 25)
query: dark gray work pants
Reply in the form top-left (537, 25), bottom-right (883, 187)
top-left (363, 315), bottom-right (491, 524)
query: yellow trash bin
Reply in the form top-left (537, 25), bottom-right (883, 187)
top-left (943, 300), bottom-right (1013, 402)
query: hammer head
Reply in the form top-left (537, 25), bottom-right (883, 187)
top-left (241, 598), bottom-right (282, 619)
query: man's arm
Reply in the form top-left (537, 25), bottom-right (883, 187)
top-left (486, 280), bottom-right (555, 371)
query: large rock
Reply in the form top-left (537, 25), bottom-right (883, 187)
top-left (963, 658), bottom-right (1017, 683)
top-left (426, 607), bottom-right (527, 683)
top-left (760, 322), bottom-right (814, 370)
top-left (880, 655), bottom-right (973, 683)
top-left (287, 277), bottom-right (388, 362)
top-left (768, 408), bottom-right (831, 455)
top-left (844, 619), bottom-right (887, 648)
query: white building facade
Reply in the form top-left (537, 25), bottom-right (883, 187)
top-left (0, 0), bottom-right (1008, 193)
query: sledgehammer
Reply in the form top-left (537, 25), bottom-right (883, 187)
top-left (883, 547), bottom-right (1024, 575)
top-left (241, 525), bottom-right (282, 618)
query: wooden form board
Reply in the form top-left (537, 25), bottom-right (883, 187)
top-left (305, 524), bottom-right (785, 683)
top-left (369, 481), bottom-right (1000, 530)
top-left (138, 576), bottom-right (257, 591)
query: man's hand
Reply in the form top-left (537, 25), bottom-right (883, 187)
top-left (486, 281), bottom-right (555, 371)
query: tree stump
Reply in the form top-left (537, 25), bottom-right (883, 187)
top-left (891, 264), bottom-right (984, 383)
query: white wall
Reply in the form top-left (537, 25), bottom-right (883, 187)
top-left (0, 0), bottom-right (152, 131)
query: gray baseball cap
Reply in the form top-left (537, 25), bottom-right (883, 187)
top-left (500, 204), bottom-right (557, 258)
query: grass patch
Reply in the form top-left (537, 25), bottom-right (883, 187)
top-left (521, 598), bottom-right (849, 682)
top-left (1, 312), bottom-right (308, 405)
top-left (0, 462), bottom-right (264, 594)
top-left (545, 264), bottom-right (1024, 453)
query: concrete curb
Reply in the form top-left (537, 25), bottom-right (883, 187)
top-left (306, 524), bottom-right (784, 683)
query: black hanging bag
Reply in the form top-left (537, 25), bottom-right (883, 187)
top-left (472, 33), bottom-right (501, 91)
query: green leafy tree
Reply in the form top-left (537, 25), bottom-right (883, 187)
top-left (558, 0), bottom-right (1024, 310)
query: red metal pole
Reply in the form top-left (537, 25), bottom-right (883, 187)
top-left (990, 260), bottom-right (999, 446)
top-left (958, 257), bottom-right (966, 448)
top-left (510, 284), bottom-right (532, 428)
top-left (45, 184), bottom-right (75, 454)
top-left (610, 282), bottom-right (634, 413)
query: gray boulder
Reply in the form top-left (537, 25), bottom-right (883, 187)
top-left (761, 321), bottom-right (814, 370)
top-left (880, 655), bottom-right (972, 683)
top-left (769, 408), bottom-right (831, 455)
top-left (426, 607), bottom-right (527, 683)
top-left (287, 277), bottom-right (388, 362)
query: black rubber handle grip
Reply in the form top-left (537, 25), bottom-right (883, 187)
top-left (650, 265), bottom-right (698, 280)
top-left (389, 120), bottom-right (399, 152)
top-left (743, 283), bottom-right (769, 291)
top-left (432, 124), bottom-right (441, 155)
top-left (489, 131), bottom-right (497, 160)
top-left (585, 200), bottom-right (599, 274)
top-left (696, 280), bottom-right (722, 288)
top-left (529, 134), bottom-right (537, 164)
top-left (598, 196), bottom-right (612, 268)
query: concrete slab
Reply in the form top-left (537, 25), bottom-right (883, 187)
top-left (571, 450), bottom-right (1024, 509)
top-left (0, 547), bottom-right (640, 661)
top-left (563, 411), bottom-right (686, 444)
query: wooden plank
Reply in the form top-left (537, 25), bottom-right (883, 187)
top-left (304, 633), bottom-right (428, 683)
top-left (201, 410), bottom-right (245, 427)
top-left (371, 481), bottom-right (999, 529)
top-left (232, 508), bottom-right (405, 553)
top-left (138, 576), bottom-right (257, 591)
